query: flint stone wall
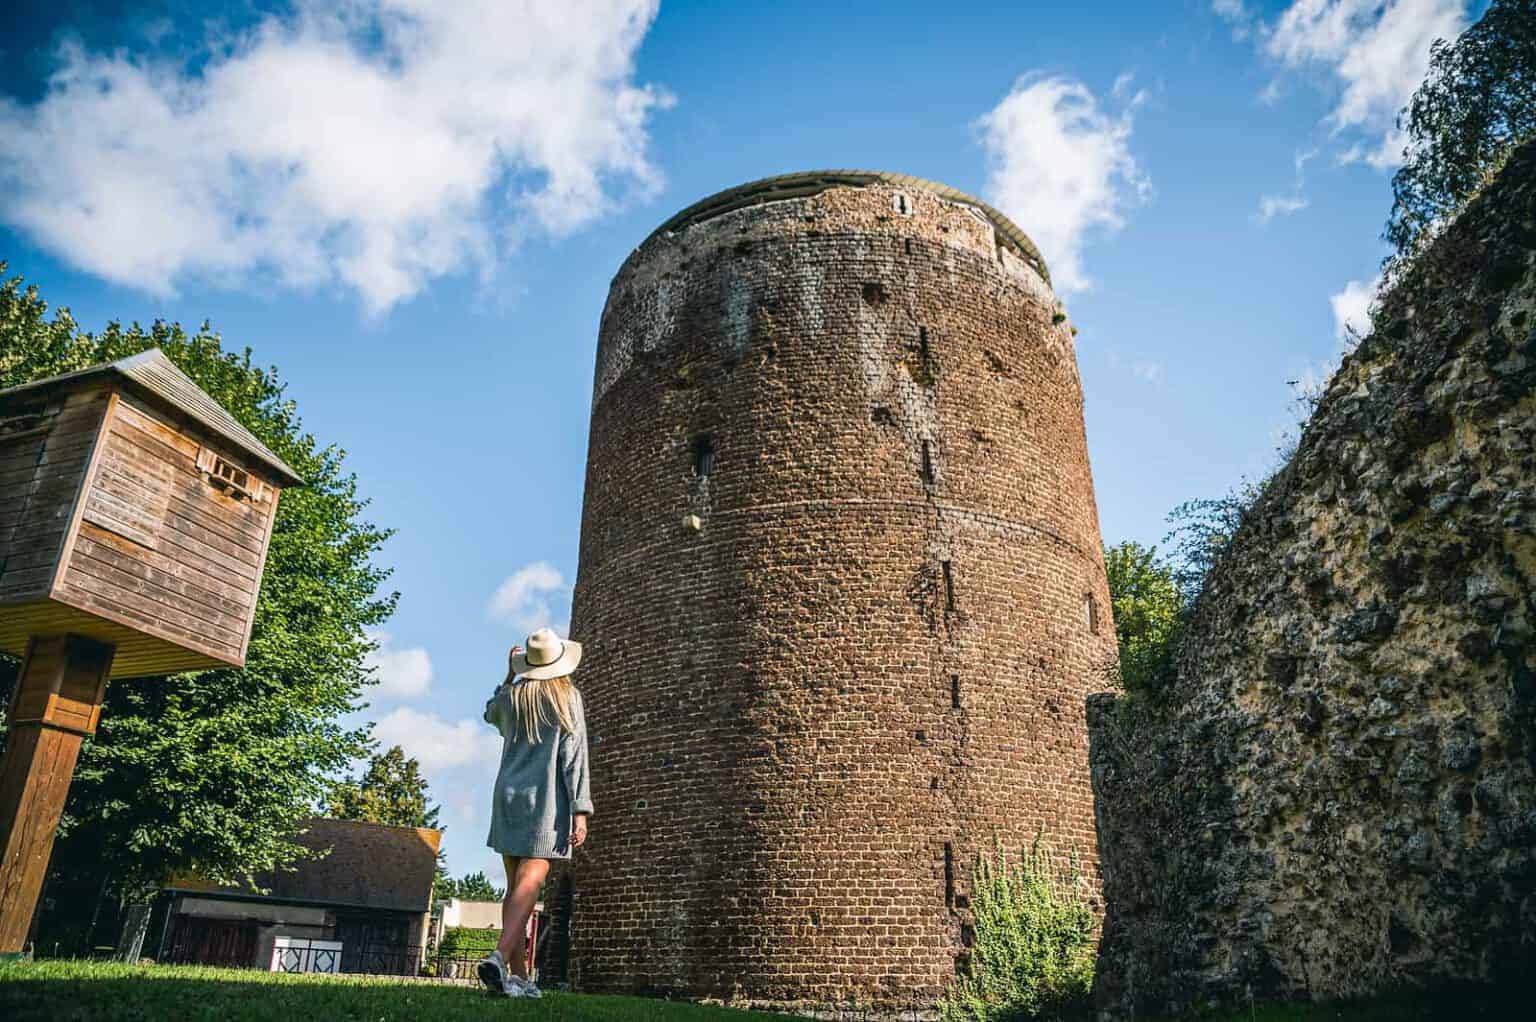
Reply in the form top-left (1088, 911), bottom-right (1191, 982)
top-left (1088, 140), bottom-right (1536, 1016)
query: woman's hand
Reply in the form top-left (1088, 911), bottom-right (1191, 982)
top-left (571, 814), bottom-right (588, 848)
top-left (495, 645), bottom-right (524, 694)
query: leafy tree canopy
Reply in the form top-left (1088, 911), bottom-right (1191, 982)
top-left (1387, 0), bottom-right (1536, 270)
top-left (0, 266), bottom-right (396, 893)
top-left (1103, 542), bottom-right (1185, 696)
top-left (326, 745), bottom-right (440, 830)
top-left (1161, 480), bottom-right (1264, 605)
top-left (436, 871), bottom-right (505, 903)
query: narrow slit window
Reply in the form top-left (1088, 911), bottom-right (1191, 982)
top-left (951, 674), bottom-right (961, 709)
top-left (692, 434), bottom-right (716, 478)
top-left (893, 193), bottom-right (912, 215)
top-left (943, 842), bottom-right (955, 906)
top-left (904, 238), bottom-right (913, 255)
top-left (918, 326), bottom-right (930, 361)
top-left (920, 440), bottom-right (934, 484)
top-left (1084, 593), bottom-right (1099, 634)
top-left (942, 560), bottom-right (955, 612)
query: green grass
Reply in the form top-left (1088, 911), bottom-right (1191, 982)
top-left (0, 960), bottom-right (1517, 1021)
top-left (0, 960), bottom-right (810, 1021)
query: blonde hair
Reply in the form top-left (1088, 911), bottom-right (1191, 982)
top-left (505, 674), bottom-right (578, 743)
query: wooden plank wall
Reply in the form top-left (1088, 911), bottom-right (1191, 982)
top-left (0, 388), bottom-right (110, 603)
top-left (54, 392), bottom-right (275, 668)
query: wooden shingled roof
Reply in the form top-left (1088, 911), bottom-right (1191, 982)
top-left (0, 348), bottom-right (304, 487)
top-left (170, 818), bottom-right (443, 913)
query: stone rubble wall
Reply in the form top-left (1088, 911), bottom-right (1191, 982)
top-left (1087, 140), bottom-right (1536, 1016)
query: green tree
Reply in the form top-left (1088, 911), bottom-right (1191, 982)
top-left (0, 268), bottom-right (395, 920)
top-left (1161, 479), bottom-right (1263, 604)
top-left (436, 871), bottom-right (505, 903)
top-left (326, 746), bottom-right (441, 829)
top-left (1386, 0), bottom-right (1536, 272)
top-left (1103, 542), bottom-right (1184, 696)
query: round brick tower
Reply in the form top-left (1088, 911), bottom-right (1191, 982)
top-left (563, 171), bottom-right (1115, 1013)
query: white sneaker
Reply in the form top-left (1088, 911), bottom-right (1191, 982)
top-left (476, 951), bottom-right (507, 995)
top-left (504, 976), bottom-right (543, 999)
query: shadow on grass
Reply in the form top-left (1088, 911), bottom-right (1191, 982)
top-left (0, 961), bottom-right (807, 1022)
top-left (1173, 980), bottom-right (1527, 1022)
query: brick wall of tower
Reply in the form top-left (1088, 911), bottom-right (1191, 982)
top-left (564, 179), bottom-right (1116, 1014)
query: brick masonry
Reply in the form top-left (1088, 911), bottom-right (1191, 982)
top-left (558, 175), bottom-right (1116, 1014)
top-left (1087, 140), bottom-right (1536, 1017)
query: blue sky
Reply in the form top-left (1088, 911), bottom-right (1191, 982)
top-left (0, 0), bottom-right (1481, 878)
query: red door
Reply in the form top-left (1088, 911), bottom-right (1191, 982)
top-left (165, 914), bottom-right (258, 967)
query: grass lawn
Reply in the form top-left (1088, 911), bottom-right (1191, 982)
top-left (0, 960), bottom-right (1518, 1021)
top-left (0, 960), bottom-right (811, 1021)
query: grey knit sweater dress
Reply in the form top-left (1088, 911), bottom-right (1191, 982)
top-left (483, 682), bottom-right (594, 859)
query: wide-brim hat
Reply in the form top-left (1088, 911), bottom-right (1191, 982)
top-left (512, 627), bottom-right (583, 680)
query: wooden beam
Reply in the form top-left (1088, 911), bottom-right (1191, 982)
top-left (0, 634), bottom-right (115, 953)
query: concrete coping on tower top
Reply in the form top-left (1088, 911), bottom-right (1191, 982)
top-left (643, 170), bottom-right (1052, 287)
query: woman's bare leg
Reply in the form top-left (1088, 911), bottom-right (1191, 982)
top-left (496, 854), bottom-right (549, 978)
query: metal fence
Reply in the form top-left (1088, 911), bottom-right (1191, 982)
top-left (266, 942), bottom-right (519, 984)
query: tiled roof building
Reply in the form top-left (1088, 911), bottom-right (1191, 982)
top-left (160, 818), bottom-right (440, 974)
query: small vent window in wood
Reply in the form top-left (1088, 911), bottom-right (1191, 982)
top-left (197, 448), bottom-right (265, 503)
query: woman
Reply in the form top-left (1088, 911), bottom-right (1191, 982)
top-left (476, 627), bottom-right (593, 999)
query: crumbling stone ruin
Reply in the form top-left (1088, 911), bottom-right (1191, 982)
top-left (559, 172), bottom-right (1116, 1013)
top-left (1088, 140), bottom-right (1536, 1016)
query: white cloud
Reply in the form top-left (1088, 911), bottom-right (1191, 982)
top-left (362, 703), bottom-right (505, 878)
top-left (1255, 147), bottom-right (1318, 223)
top-left (1330, 274), bottom-right (1381, 341)
top-left (363, 630), bottom-right (433, 700)
top-left (373, 706), bottom-right (502, 774)
top-left (977, 73), bottom-right (1150, 294)
top-left (1257, 194), bottom-right (1310, 222)
top-left (488, 560), bottom-right (570, 636)
top-left (1262, 0), bottom-right (1468, 168)
top-left (1107, 351), bottom-right (1165, 384)
top-left (1213, 0), bottom-right (1258, 39)
top-left (0, 0), bottom-right (668, 313)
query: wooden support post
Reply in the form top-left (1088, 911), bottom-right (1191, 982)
top-left (0, 634), bottom-right (114, 953)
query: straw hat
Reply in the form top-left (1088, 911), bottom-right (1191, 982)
top-left (512, 627), bottom-right (583, 680)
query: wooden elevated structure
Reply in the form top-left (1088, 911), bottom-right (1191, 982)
top-left (0, 349), bottom-right (299, 952)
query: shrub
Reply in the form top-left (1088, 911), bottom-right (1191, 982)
top-left (940, 839), bottom-right (1096, 1022)
top-left (437, 926), bottom-right (500, 959)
